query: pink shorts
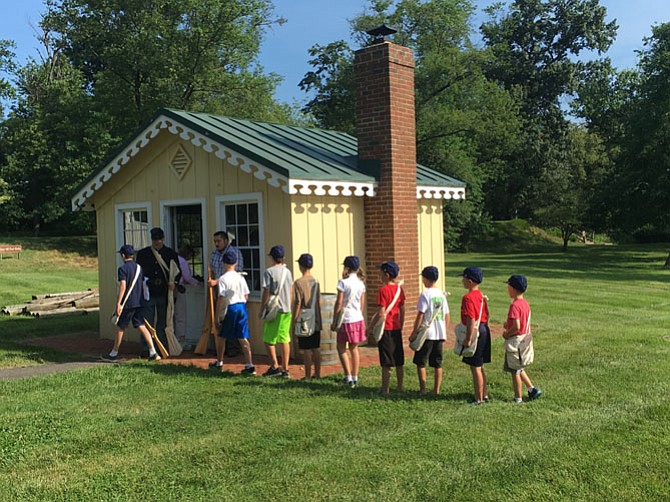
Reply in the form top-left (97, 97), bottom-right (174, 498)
top-left (337, 320), bottom-right (367, 345)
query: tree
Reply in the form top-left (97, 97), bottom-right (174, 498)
top-left (480, 0), bottom-right (617, 221)
top-left (0, 31), bottom-right (114, 232)
top-left (41, 0), bottom-right (290, 136)
top-left (300, 0), bottom-right (523, 249)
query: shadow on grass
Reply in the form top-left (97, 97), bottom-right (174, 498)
top-left (448, 245), bottom-right (670, 283)
top-left (0, 340), bottom-right (89, 365)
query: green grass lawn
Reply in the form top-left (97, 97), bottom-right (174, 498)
top-left (0, 235), bottom-right (99, 367)
top-left (1, 243), bottom-right (670, 500)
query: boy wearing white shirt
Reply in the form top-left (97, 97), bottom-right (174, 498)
top-left (210, 249), bottom-right (255, 375)
top-left (410, 266), bottom-right (450, 395)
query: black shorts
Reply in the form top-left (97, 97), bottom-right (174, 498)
top-left (462, 323), bottom-right (491, 368)
top-left (413, 339), bottom-right (444, 368)
top-left (117, 307), bottom-right (145, 330)
top-left (297, 330), bottom-right (321, 350)
top-left (378, 330), bottom-right (404, 367)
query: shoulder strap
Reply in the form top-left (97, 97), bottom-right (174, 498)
top-left (276, 266), bottom-right (288, 295)
top-left (383, 280), bottom-right (404, 316)
top-left (306, 280), bottom-right (318, 309)
top-left (120, 263), bottom-right (142, 311)
top-left (522, 310), bottom-right (532, 336)
top-left (151, 247), bottom-right (170, 280)
top-left (475, 294), bottom-right (486, 326)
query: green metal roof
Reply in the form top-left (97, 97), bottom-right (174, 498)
top-left (72, 108), bottom-right (465, 210)
top-left (162, 109), bottom-right (465, 187)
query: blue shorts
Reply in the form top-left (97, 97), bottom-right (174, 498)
top-left (218, 303), bottom-right (250, 340)
top-left (117, 307), bottom-right (145, 330)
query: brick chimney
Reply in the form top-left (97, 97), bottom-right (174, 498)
top-left (355, 37), bottom-right (419, 334)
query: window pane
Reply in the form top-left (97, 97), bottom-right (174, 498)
top-left (226, 205), bottom-right (236, 225)
top-left (249, 203), bottom-right (258, 224)
top-left (249, 225), bottom-right (259, 246)
top-left (237, 204), bottom-right (248, 224)
top-left (238, 226), bottom-right (249, 247)
top-left (252, 249), bottom-right (260, 269)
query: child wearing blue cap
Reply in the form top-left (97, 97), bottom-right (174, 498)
top-left (460, 266), bottom-right (491, 404)
top-left (260, 245), bottom-right (294, 377)
top-left (502, 275), bottom-right (542, 403)
top-left (410, 266), bottom-right (449, 395)
top-left (102, 245), bottom-right (161, 362)
top-left (292, 253), bottom-right (323, 379)
top-left (210, 249), bottom-right (255, 375)
top-left (375, 261), bottom-right (405, 395)
top-left (332, 256), bottom-right (366, 388)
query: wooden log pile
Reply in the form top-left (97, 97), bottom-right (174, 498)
top-left (1, 289), bottom-right (99, 318)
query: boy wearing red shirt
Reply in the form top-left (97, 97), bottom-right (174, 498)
top-left (502, 275), bottom-right (542, 403)
top-left (460, 266), bottom-right (490, 404)
top-left (376, 261), bottom-right (406, 395)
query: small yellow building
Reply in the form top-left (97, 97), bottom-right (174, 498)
top-left (71, 108), bottom-right (464, 354)
top-left (73, 29), bottom-right (468, 358)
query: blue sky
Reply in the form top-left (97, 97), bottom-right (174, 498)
top-left (1, 0), bottom-right (667, 105)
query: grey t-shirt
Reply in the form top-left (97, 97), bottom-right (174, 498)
top-left (262, 265), bottom-right (294, 313)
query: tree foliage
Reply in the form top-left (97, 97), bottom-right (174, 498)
top-left (301, 0), bottom-right (523, 249)
top-left (0, 0), bottom-right (291, 232)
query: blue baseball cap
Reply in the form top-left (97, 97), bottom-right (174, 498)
top-left (461, 266), bottom-right (483, 284)
top-left (507, 274), bottom-right (527, 293)
top-left (222, 249), bottom-right (238, 265)
top-left (118, 244), bottom-right (135, 256)
top-left (421, 266), bottom-right (439, 282)
top-left (379, 261), bottom-right (399, 278)
top-left (297, 253), bottom-right (313, 268)
top-left (268, 245), bottom-right (285, 260)
top-left (343, 256), bottom-right (360, 270)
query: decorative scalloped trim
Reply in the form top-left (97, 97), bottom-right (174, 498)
top-left (417, 186), bottom-right (466, 200)
top-left (288, 179), bottom-right (376, 197)
top-left (71, 114), bottom-right (466, 210)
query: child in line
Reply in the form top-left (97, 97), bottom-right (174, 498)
top-left (460, 266), bottom-right (491, 404)
top-left (410, 266), bottom-right (449, 395)
top-left (260, 245), bottom-right (294, 378)
top-left (292, 253), bottom-right (322, 379)
top-left (375, 261), bottom-right (405, 395)
top-left (332, 256), bottom-right (366, 388)
top-left (210, 249), bottom-right (255, 375)
top-left (102, 245), bottom-right (161, 362)
top-left (502, 274), bottom-right (542, 403)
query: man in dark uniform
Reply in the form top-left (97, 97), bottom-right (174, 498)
top-left (136, 227), bottom-right (181, 350)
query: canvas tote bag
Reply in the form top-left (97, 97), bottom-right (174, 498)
top-left (453, 294), bottom-right (485, 358)
top-left (504, 311), bottom-right (534, 370)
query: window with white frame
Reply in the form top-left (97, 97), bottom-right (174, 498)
top-left (219, 194), bottom-right (263, 294)
top-left (117, 203), bottom-right (151, 251)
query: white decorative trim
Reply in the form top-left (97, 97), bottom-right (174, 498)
top-left (70, 113), bottom-right (467, 210)
top-left (71, 115), bottom-right (290, 211)
top-left (417, 186), bottom-right (466, 200)
top-left (288, 179), bottom-right (376, 197)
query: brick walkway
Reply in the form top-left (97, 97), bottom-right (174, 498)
top-left (21, 325), bottom-right (502, 379)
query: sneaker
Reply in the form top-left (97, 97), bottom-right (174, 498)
top-left (148, 353), bottom-right (162, 361)
top-left (483, 396), bottom-right (490, 403)
top-left (528, 387), bottom-right (542, 400)
top-left (281, 370), bottom-right (290, 379)
top-left (349, 380), bottom-right (357, 389)
top-left (100, 353), bottom-right (119, 362)
top-left (262, 366), bottom-right (283, 377)
top-left (240, 366), bottom-right (257, 376)
top-left (208, 361), bottom-right (223, 369)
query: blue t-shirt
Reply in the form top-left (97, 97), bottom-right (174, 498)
top-left (118, 261), bottom-right (143, 309)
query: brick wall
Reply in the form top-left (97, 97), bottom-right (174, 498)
top-left (354, 40), bottom-right (419, 337)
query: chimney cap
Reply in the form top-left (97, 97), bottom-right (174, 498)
top-left (365, 24), bottom-right (398, 42)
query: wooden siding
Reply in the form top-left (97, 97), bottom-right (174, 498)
top-left (290, 196), bottom-right (366, 296)
top-left (92, 131), bottom-right (291, 353)
top-left (417, 199), bottom-right (446, 292)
